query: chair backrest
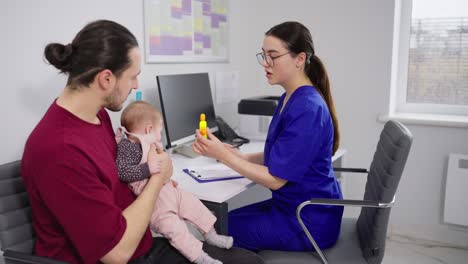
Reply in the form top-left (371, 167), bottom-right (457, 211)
top-left (0, 160), bottom-right (35, 254)
top-left (357, 121), bottom-right (412, 264)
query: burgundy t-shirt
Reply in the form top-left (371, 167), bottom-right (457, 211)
top-left (21, 101), bottom-right (152, 263)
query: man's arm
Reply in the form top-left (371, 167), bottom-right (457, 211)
top-left (101, 145), bottom-right (172, 263)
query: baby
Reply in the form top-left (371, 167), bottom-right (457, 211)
top-left (116, 101), bottom-right (233, 264)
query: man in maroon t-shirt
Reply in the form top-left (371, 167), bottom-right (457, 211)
top-left (21, 20), bottom-right (169, 263)
top-left (21, 20), bottom-right (264, 264)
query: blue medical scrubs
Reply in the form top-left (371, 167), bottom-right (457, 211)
top-left (228, 85), bottom-right (343, 252)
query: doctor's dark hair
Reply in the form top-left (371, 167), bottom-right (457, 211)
top-left (266, 21), bottom-right (340, 154)
top-left (44, 20), bottom-right (138, 89)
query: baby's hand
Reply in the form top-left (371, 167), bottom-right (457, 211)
top-left (170, 179), bottom-right (178, 187)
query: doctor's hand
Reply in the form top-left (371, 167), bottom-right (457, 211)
top-left (192, 129), bottom-right (230, 161)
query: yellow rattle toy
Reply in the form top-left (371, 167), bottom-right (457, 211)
top-left (199, 113), bottom-right (207, 138)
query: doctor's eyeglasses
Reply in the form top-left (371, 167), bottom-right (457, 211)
top-left (256, 52), bottom-right (291, 67)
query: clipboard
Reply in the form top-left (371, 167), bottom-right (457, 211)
top-left (182, 166), bottom-right (244, 183)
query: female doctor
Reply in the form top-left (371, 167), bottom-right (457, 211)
top-left (192, 21), bottom-right (343, 252)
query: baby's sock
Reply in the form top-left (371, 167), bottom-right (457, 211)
top-left (194, 251), bottom-right (222, 264)
top-left (204, 228), bottom-right (233, 249)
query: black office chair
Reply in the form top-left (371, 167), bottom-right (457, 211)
top-left (0, 160), bottom-right (67, 264)
top-left (259, 120), bottom-right (413, 264)
top-left (0, 161), bottom-right (226, 263)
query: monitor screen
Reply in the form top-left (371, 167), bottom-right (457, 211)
top-left (156, 72), bottom-right (218, 149)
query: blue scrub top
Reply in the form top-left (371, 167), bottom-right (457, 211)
top-left (264, 85), bottom-right (343, 239)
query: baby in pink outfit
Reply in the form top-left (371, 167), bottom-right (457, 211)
top-left (116, 101), bottom-right (233, 264)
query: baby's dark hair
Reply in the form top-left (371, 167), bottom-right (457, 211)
top-left (44, 20), bottom-right (138, 89)
top-left (121, 101), bottom-right (162, 133)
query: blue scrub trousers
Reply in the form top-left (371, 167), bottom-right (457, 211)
top-left (228, 199), bottom-right (314, 252)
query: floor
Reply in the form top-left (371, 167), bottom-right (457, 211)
top-left (190, 219), bottom-right (468, 263)
top-left (383, 234), bottom-right (468, 264)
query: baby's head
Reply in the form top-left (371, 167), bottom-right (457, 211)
top-left (121, 101), bottom-right (163, 144)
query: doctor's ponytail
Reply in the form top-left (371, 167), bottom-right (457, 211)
top-left (306, 54), bottom-right (340, 154)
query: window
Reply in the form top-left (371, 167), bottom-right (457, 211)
top-left (389, 0), bottom-right (468, 126)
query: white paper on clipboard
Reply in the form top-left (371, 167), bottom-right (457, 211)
top-left (186, 163), bottom-right (241, 180)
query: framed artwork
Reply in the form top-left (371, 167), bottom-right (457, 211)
top-left (144, 0), bottom-right (229, 63)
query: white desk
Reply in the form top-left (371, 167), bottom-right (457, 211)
top-left (171, 141), bottom-right (346, 203)
top-left (170, 141), bottom-right (346, 234)
top-left (170, 141), bottom-right (264, 203)
top-left (172, 142), bottom-right (346, 203)
top-left (170, 141), bottom-right (264, 234)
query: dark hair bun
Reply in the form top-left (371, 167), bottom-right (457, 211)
top-left (44, 43), bottom-right (73, 73)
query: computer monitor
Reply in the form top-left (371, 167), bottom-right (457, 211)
top-left (156, 72), bottom-right (218, 150)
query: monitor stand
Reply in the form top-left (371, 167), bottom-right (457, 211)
top-left (173, 143), bottom-right (200, 158)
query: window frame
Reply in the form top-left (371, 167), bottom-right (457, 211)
top-left (389, 0), bottom-right (468, 121)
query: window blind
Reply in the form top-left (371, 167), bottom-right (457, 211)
top-left (407, 17), bottom-right (468, 105)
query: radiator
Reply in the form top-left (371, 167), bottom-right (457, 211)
top-left (443, 153), bottom-right (468, 226)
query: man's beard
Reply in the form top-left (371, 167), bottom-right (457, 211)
top-left (105, 84), bottom-right (124, 112)
top-left (104, 84), bottom-right (123, 112)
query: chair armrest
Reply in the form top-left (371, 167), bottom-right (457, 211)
top-left (333, 167), bottom-right (368, 173)
top-left (3, 250), bottom-right (69, 264)
top-left (294, 196), bottom-right (395, 264)
top-left (303, 197), bottom-right (395, 209)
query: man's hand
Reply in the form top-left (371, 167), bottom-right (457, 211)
top-left (147, 144), bottom-right (161, 175)
top-left (153, 145), bottom-right (173, 182)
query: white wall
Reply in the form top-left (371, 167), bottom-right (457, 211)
top-left (1, 0), bottom-right (240, 164)
top-left (2, 0), bottom-right (467, 247)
